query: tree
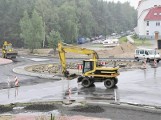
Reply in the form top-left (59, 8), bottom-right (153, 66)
top-left (20, 11), bottom-right (33, 49)
top-left (20, 10), bottom-right (44, 52)
top-left (35, 0), bottom-right (58, 48)
top-left (1, 0), bottom-right (137, 47)
top-left (31, 10), bottom-right (44, 50)
top-left (47, 30), bottom-right (61, 54)
top-left (58, 1), bottom-right (78, 43)
top-left (76, 0), bottom-right (95, 37)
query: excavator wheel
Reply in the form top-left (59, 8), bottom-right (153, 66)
top-left (104, 79), bottom-right (115, 89)
top-left (82, 77), bottom-right (91, 88)
top-left (89, 80), bottom-right (95, 87)
top-left (114, 78), bottom-right (118, 85)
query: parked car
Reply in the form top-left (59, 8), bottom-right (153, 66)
top-left (77, 37), bottom-right (90, 44)
top-left (102, 39), bottom-right (119, 47)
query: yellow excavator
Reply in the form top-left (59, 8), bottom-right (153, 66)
top-left (2, 41), bottom-right (18, 59)
top-left (58, 42), bottom-right (120, 89)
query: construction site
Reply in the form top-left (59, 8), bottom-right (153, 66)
top-left (1, 38), bottom-right (161, 120)
top-left (1, 0), bottom-right (161, 119)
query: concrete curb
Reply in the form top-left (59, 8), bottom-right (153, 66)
top-left (13, 65), bottom-right (61, 80)
top-left (86, 101), bottom-right (161, 114)
top-left (0, 58), bottom-right (13, 65)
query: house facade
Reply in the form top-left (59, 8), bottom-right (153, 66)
top-left (135, 0), bottom-right (161, 40)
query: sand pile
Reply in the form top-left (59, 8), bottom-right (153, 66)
top-left (98, 43), bottom-right (136, 58)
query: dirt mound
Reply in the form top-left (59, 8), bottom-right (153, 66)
top-left (98, 43), bottom-right (136, 58)
top-left (113, 43), bottom-right (136, 53)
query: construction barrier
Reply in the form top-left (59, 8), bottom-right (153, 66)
top-left (7, 77), bottom-right (11, 87)
top-left (141, 59), bottom-right (147, 69)
top-left (101, 61), bottom-right (106, 65)
top-left (68, 87), bottom-right (71, 99)
top-left (77, 64), bottom-right (83, 70)
top-left (153, 59), bottom-right (157, 68)
top-left (14, 76), bottom-right (19, 87)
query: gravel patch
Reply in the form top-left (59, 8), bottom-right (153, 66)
top-left (24, 104), bottom-right (57, 111)
top-left (0, 105), bottom-right (13, 113)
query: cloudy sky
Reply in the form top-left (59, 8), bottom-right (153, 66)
top-left (105, 0), bottom-right (140, 8)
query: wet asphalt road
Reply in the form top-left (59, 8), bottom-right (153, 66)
top-left (1, 56), bottom-right (161, 119)
top-left (0, 56), bottom-right (55, 89)
top-left (1, 56), bottom-right (161, 106)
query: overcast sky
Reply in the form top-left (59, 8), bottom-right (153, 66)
top-left (105, 0), bottom-right (140, 8)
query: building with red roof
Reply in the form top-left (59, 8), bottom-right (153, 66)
top-left (135, 0), bottom-right (161, 40)
top-left (144, 6), bottom-right (161, 21)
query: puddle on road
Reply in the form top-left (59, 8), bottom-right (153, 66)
top-left (63, 84), bottom-right (119, 103)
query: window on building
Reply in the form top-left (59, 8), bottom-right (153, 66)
top-left (156, 22), bottom-right (160, 26)
top-left (146, 30), bottom-right (149, 35)
top-left (147, 21), bottom-right (149, 26)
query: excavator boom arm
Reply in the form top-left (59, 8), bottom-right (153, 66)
top-left (58, 42), bottom-right (99, 75)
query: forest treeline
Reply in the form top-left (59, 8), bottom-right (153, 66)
top-left (0, 0), bottom-right (137, 48)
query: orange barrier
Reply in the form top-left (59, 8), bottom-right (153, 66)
top-left (77, 64), bottom-right (83, 70)
top-left (14, 76), bottom-right (19, 87)
top-left (142, 59), bottom-right (147, 69)
top-left (153, 59), bottom-right (157, 68)
top-left (68, 87), bottom-right (71, 99)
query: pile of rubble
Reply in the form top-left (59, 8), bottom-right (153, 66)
top-left (25, 60), bottom-right (143, 75)
top-left (25, 63), bottom-right (78, 74)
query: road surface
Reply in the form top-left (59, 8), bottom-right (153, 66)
top-left (0, 56), bottom-right (161, 120)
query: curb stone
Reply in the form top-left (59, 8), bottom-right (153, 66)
top-left (86, 101), bottom-right (161, 114)
top-left (13, 65), bottom-right (61, 80)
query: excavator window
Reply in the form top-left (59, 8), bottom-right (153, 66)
top-left (83, 61), bottom-right (94, 73)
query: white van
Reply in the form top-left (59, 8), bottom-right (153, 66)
top-left (134, 48), bottom-right (161, 62)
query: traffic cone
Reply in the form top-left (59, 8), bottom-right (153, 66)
top-left (14, 76), bottom-right (19, 87)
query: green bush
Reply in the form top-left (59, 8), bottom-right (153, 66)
top-left (119, 37), bottom-right (127, 43)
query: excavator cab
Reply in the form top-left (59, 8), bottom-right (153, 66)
top-left (82, 60), bottom-right (94, 73)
